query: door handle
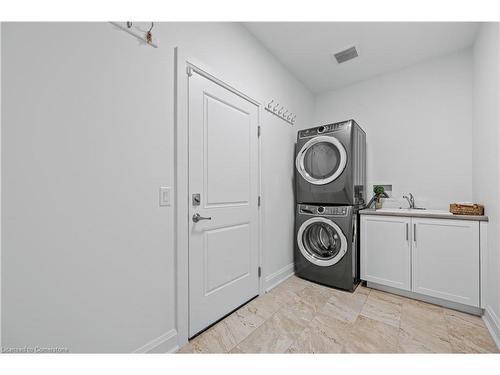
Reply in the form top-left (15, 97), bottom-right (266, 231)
top-left (406, 223), bottom-right (408, 241)
top-left (413, 223), bottom-right (416, 242)
top-left (192, 213), bottom-right (212, 223)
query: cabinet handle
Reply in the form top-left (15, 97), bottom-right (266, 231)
top-left (406, 223), bottom-right (408, 241)
top-left (413, 223), bottom-right (416, 242)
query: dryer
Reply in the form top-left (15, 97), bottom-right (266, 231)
top-left (295, 203), bottom-right (359, 291)
top-left (295, 120), bottom-right (366, 206)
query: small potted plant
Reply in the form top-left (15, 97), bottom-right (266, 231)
top-left (373, 185), bottom-right (389, 209)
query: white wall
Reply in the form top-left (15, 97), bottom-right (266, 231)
top-left (472, 23), bottom-right (500, 342)
top-left (1, 22), bottom-right (313, 352)
top-left (261, 114), bottom-right (296, 291)
top-left (0, 22), bottom-right (3, 349)
top-left (314, 49), bottom-right (473, 210)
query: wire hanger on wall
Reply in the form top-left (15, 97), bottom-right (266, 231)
top-left (109, 21), bottom-right (159, 48)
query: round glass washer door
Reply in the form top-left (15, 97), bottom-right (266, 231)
top-left (295, 135), bottom-right (347, 185)
top-left (297, 217), bottom-right (347, 267)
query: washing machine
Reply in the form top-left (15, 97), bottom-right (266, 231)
top-left (294, 203), bottom-right (359, 292)
top-left (295, 119), bottom-right (366, 205)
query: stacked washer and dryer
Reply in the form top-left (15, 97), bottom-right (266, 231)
top-left (294, 120), bottom-right (366, 292)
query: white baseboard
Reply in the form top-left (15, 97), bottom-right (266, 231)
top-left (483, 306), bottom-right (500, 350)
top-left (264, 263), bottom-right (295, 292)
top-left (133, 329), bottom-right (179, 353)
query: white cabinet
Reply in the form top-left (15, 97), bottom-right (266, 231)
top-left (361, 215), bottom-right (411, 291)
top-left (412, 218), bottom-right (479, 306)
top-left (361, 214), bottom-right (480, 307)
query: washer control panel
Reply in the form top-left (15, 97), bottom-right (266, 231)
top-left (299, 204), bottom-right (349, 216)
top-left (298, 120), bottom-right (351, 139)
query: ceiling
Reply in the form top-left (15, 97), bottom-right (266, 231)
top-left (243, 22), bottom-right (479, 94)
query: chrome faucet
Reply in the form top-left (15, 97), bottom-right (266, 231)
top-left (403, 193), bottom-right (415, 209)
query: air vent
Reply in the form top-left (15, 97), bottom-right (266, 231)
top-left (333, 46), bottom-right (358, 64)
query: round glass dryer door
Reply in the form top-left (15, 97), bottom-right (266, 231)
top-left (297, 217), bottom-right (347, 267)
top-left (295, 135), bottom-right (347, 185)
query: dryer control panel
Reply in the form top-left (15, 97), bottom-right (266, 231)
top-left (299, 204), bottom-right (349, 216)
top-left (298, 120), bottom-right (351, 139)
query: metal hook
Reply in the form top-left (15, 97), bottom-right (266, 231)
top-left (273, 103), bottom-right (280, 112)
top-left (267, 100), bottom-right (274, 109)
top-left (146, 22), bottom-right (154, 44)
top-left (126, 22), bottom-right (133, 28)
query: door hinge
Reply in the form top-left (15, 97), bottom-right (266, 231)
top-left (258, 267), bottom-right (261, 278)
top-left (257, 125), bottom-right (261, 138)
top-left (258, 195), bottom-right (261, 207)
top-left (186, 66), bottom-right (193, 77)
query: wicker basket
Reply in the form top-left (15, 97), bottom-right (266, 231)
top-left (449, 203), bottom-right (484, 216)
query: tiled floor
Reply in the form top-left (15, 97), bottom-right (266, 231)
top-left (178, 276), bottom-right (499, 353)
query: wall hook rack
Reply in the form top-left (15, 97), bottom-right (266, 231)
top-left (109, 22), bottom-right (159, 48)
top-left (265, 100), bottom-right (296, 125)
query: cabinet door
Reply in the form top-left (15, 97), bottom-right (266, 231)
top-left (412, 218), bottom-right (479, 307)
top-left (361, 215), bottom-right (411, 291)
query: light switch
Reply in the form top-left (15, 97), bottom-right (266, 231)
top-left (159, 186), bottom-right (171, 207)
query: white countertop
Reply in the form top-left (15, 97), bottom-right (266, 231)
top-left (359, 208), bottom-right (488, 221)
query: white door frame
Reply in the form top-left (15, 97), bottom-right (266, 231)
top-left (174, 47), bottom-right (263, 347)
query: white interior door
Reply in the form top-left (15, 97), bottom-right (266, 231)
top-left (188, 68), bottom-right (260, 337)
